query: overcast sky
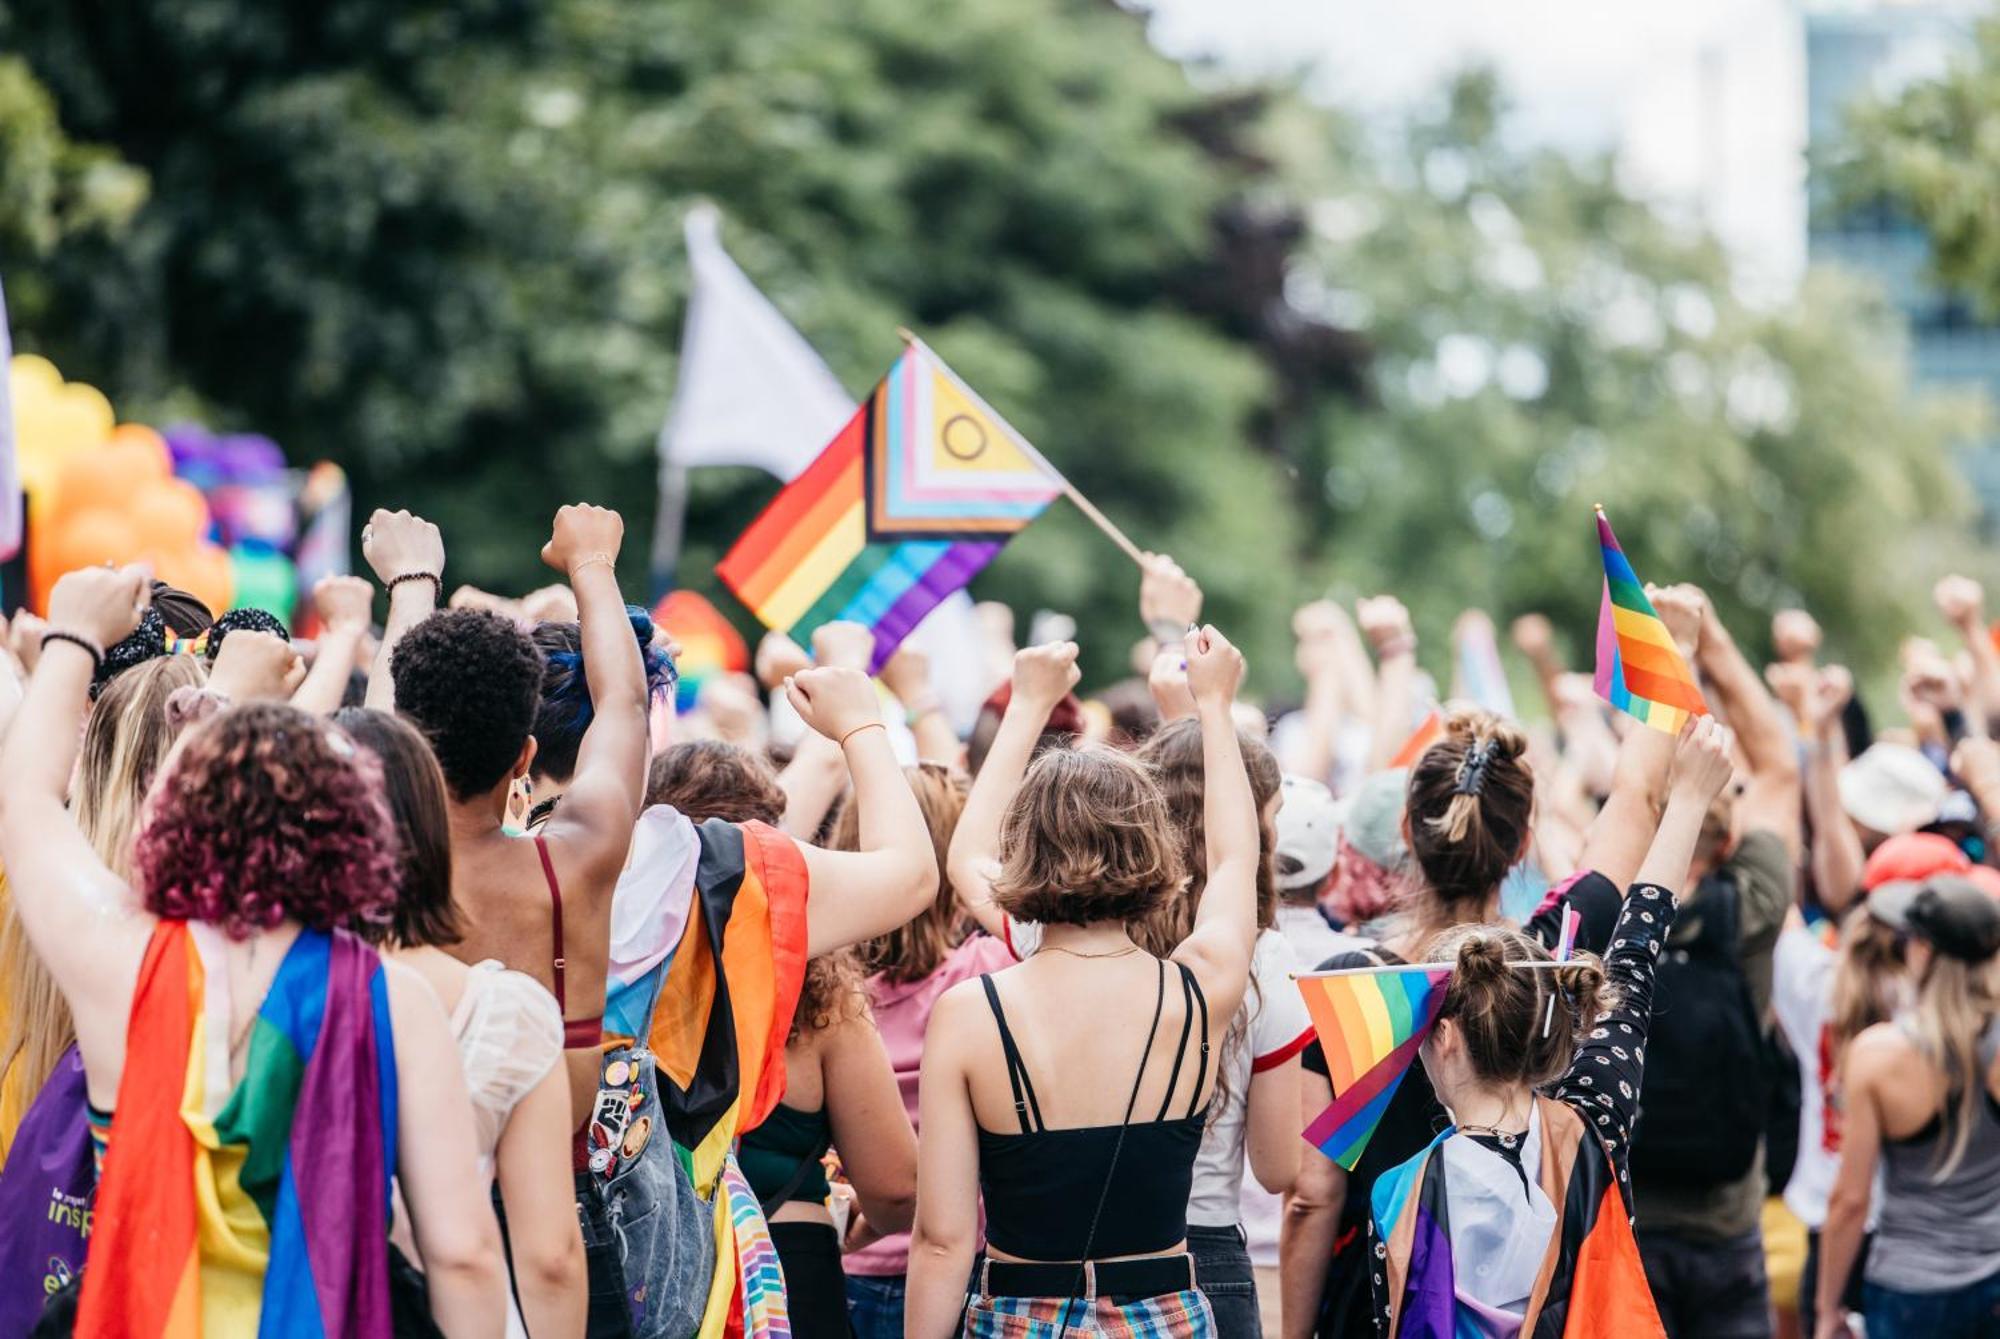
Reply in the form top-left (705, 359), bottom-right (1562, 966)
top-left (1144, 0), bottom-right (1810, 293)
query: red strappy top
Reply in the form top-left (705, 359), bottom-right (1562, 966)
top-left (534, 835), bottom-right (604, 1050)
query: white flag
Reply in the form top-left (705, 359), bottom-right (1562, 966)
top-left (658, 204), bottom-right (853, 481)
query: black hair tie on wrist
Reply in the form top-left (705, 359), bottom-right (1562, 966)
top-left (387, 572), bottom-right (442, 596)
top-left (1454, 739), bottom-right (1497, 797)
top-left (39, 630), bottom-right (105, 675)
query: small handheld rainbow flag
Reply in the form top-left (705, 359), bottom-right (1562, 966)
top-left (1388, 708), bottom-right (1445, 769)
top-left (1593, 507), bottom-right (1707, 734)
top-left (1297, 965), bottom-right (1452, 1170)
top-left (718, 340), bottom-right (1063, 672)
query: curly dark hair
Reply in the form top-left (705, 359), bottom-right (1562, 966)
top-left (646, 740), bottom-right (787, 826)
top-left (333, 707), bottom-right (462, 949)
top-left (991, 744), bottom-right (1185, 928)
top-left (792, 950), bottom-right (869, 1041)
top-left (204, 607), bottom-right (289, 662)
top-left (530, 608), bottom-right (677, 783)
top-left (390, 609), bottom-right (547, 801)
top-left (131, 703), bottom-right (401, 940)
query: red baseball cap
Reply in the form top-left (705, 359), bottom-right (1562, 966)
top-left (1863, 831), bottom-right (1972, 892)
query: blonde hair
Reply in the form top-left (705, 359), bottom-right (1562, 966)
top-left (1907, 950), bottom-right (2000, 1177)
top-left (0, 656), bottom-right (203, 1109)
top-left (1828, 906), bottom-right (1907, 1070)
top-left (844, 763), bottom-right (972, 984)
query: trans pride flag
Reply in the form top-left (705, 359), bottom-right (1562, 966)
top-left (717, 342), bottom-right (1062, 672)
top-left (1593, 508), bottom-right (1707, 734)
top-left (1298, 964), bottom-right (1451, 1170)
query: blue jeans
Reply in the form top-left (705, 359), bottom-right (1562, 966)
top-left (1864, 1267), bottom-right (2000, 1339)
top-left (845, 1273), bottom-right (905, 1339)
top-left (1187, 1225), bottom-right (1259, 1339)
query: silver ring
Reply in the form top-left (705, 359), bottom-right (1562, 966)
top-left (360, 524), bottom-right (374, 543)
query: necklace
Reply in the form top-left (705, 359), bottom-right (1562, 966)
top-left (1040, 943), bottom-right (1141, 961)
top-left (1456, 1120), bottom-right (1528, 1148)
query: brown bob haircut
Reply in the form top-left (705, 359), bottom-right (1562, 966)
top-left (990, 744), bottom-right (1186, 928)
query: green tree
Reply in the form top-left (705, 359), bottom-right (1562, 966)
top-left (0, 6), bottom-right (1977, 690)
top-left (1838, 15), bottom-right (2000, 317)
top-left (1270, 71), bottom-right (1978, 674)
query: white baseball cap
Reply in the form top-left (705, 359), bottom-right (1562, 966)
top-left (1275, 774), bottom-right (1342, 891)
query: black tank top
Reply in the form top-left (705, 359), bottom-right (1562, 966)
top-left (975, 959), bottom-right (1210, 1261)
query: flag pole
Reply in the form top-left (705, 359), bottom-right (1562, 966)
top-left (897, 328), bottom-right (1147, 569)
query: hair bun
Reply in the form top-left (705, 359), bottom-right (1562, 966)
top-left (1452, 931), bottom-right (1511, 982)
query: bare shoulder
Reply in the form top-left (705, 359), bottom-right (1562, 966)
top-left (926, 973), bottom-right (1000, 1047)
top-left (1844, 1022), bottom-right (1911, 1084)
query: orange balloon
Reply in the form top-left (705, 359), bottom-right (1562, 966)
top-left (106, 424), bottom-right (173, 478)
top-left (169, 542), bottom-right (235, 617)
top-left (129, 478), bottom-right (210, 552)
top-left (42, 509), bottom-right (141, 582)
top-left (53, 452), bottom-right (137, 519)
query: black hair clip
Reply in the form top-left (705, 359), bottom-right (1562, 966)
top-left (1454, 740), bottom-right (1496, 797)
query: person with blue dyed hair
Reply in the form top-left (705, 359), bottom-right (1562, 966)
top-left (524, 608), bottom-right (678, 829)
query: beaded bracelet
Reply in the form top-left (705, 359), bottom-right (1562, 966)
top-left (39, 630), bottom-right (105, 673)
top-left (387, 571), bottom-right (443, 596)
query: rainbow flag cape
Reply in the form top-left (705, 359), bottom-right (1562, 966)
top-left (603, 812), bottom-right (809, 1339)
top-left (1298, 965), bottom-right (1451, 1170)
top-left (78, 923), bottom-right (396, 1338)
top-left (1593, 509), bottom-right (1707, 734)
top-left (717, 342), bottom-right (1062, 672)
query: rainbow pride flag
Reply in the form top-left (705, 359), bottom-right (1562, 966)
top-left (717, 342), bottom-right (1062, 672)
top-left (1593, 508), bottom-right (1707, 734)
top-left (1298, 965), bottom-right (1451, 1170)
top-left (77, 923), bottom-right (396, 1338)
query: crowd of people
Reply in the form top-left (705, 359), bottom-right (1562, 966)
top-left (0, 500), bottom-right (1992, 1339)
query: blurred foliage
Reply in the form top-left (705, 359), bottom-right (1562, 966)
top-left (1839, 16), bottom-right (2000, 320)
top-left (0, 3), bottom-right (1979, 693)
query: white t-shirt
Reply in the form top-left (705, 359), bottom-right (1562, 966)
top-left (1188, 929), bottom-right (1316, 1229)
top-left (1773, 923), bottom-right (1839, 1228)
top-left (1238, 905), bottom-right (1369, 1263)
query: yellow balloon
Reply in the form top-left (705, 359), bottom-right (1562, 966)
top-left (7, 355), bottom-right (63, 399)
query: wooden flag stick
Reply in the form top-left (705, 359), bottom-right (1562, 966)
top-left (897, 327), bottom-right (1148, 569)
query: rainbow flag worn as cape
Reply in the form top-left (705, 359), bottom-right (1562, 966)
top-left (78, 923), bottom-right (397, 1338)
top-left (717, 343), bottom-right (1062, 672)
top-left (603, 811), bottom-right (810, 1339)
top-left (1592, 509), bottom-right (1707, 734)
top-left (1298, 965), bottom-right (1451, 1170)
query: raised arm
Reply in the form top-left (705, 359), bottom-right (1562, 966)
top-left (1359, 596), bottom-right (1418, 772)
top-left (881, 643), bottom-right (961, 768)
top-left (0, 567), bottom-right (154, 995)
top-left (1936, 575), bottom-right (2000, 732)
top-left (945, 643), bottom-right (1080, 938)
top-left (774, 622), bottom-right (878, 840)
top-left (541, 506), bottom-right (650, 874)
top-left (1279, 601), bottom-right (1352, 783)
top-left (1684, 588), bottom-right (1800, 858)
top-left (361, 509), bottom-right (446, 712)
top-left (1634, 717), bottom-right (1737, 901)
top-left (790, 667), bottom-right (938, 958)
top-left (289, 576), bottom-right (374, 715)
top-left (1170, 626), bottom-right (1257, 1020)
top-left (1803, 667), bottom-right (1866, 913)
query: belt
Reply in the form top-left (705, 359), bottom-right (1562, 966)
top-left (976, 1254), bottom-right (1197, 1303)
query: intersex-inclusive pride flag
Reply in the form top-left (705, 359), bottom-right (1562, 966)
top-left (717, 340), bottom-right (1064, 672)
top-left (1593, 507), bottom-right (1708, 734)
top-left (1298, 964), bottom-right (1452, 1170)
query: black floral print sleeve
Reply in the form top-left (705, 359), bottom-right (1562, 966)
top-left (1547, 882), bottom-right (1678, 1180)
